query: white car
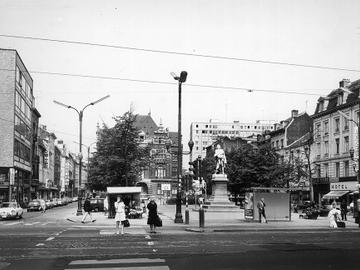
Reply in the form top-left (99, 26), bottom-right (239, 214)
top-left (0, 202), bottom-right (23, 219)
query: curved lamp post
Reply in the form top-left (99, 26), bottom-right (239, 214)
top-left (53, 95), bottom-right (110, 215)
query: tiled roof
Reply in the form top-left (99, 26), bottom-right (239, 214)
top-left (134, 114), bottom-right (158, 136)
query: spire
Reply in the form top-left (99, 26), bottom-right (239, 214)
top-left (148, 108), bottom-right (151, 116)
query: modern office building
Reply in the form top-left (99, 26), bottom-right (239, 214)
top-left (0, 49), bottom-right (36, 204)
top-left (190, 119), bottom-right (275, 161)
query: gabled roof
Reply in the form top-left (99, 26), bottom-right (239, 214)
top-left (134, 114), bottom-right (158, 136)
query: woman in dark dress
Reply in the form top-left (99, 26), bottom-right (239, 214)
top-left (147, 199), bottom-right (158, 233)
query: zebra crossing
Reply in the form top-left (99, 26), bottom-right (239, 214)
top-left (0, 221), bottom-right (57, 226)
top-left (64, 258), bottom-right (170, 270)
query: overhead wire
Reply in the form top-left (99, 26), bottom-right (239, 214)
top-left (0, 33), bottom-right (359, 72)
top-left (0, 68), bottom-right (323, 96)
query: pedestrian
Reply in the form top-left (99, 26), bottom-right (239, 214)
top-left (257, 198), bottom-right (267, 223)
top-left (340, 199), bottom-right (347, 221)
top-left (81, 196), bottom-right (95, 223)
top-left (40, 199), bottom-right (46, 213)
top-left (328, 201), bottom-right (341, 228)
top-left (114, 196), bottom-right (126, 235)
top-left (147, 199), bottom-right (158, 233)
top-left (103, 196), bottom-right (108, 216)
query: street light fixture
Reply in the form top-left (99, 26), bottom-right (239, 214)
top-left (53, 95), bottom-right (110, 215)
top-left (171, 71), bottom-right (188, 223)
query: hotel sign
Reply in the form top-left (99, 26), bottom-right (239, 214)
top-left (330, 181), bottom-right (357, 191)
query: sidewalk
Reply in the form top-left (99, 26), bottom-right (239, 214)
top-left (65, 204), bottom-right (360, 233)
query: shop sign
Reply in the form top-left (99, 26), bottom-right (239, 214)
top-left (330, 181), bottom-right (358, 191)
top-left (9, 168), bottom-right (15, 185)
top-left (161, 184), bottom-right (171, 191)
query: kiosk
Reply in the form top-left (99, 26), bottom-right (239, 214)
top-left (106, 187), bottom-right (141, 218)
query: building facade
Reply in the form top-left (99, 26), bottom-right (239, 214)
top-left (311, 79), bottom-right (360, 203)
top-left (190, 119), bottom-right (275, 161)
top-left (0, 49), bottom-right (36, 204)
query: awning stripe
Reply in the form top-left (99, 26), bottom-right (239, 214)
top-left (322, 190), bottom-right (349, 199)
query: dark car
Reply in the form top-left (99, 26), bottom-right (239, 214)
top-left (90, 198), bottom-right (104, 212)
top-left (27, 200), bottom-right (42, 212)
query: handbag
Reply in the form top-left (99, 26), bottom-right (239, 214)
top-left (123, 219), bottom-right (130, 228)
top-left (155, 215), bottom-right (162, 227)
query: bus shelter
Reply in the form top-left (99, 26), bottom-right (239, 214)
top-left (244, 187), bottom-right (291, 222)
top-left (106, 186), bottom-right (142, 218)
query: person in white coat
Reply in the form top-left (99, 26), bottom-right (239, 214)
top-left (114, 196), bottom-right (126, 235)
top-left (328, 202), bottom-right (341, 228)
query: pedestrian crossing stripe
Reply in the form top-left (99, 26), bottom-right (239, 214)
top-left (65, 258), bottom-right (169, 270)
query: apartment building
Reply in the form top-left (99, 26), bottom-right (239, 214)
top-left (190, 119), bottom-right (274, 161)
top-left (312, 79), bottom-right (360, 202)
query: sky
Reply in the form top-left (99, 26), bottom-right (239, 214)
top-left (0, 0), bottom-right (360, 157)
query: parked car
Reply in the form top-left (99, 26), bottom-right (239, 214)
top-left (72, 197), bottom-right (78, 202)
top-left (0, 202), bottom-right (23, 219)
top-left (27, 199), bottom-right (42, 212)
top-left (45, 200), bottom-right (54, 209)
top-left (90, 198), bottom-right (104, 212)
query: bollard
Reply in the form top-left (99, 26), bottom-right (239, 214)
top-left (199, 206), bottom-right (205, 229)
top-left (185, 208), bottom-right (189, 224)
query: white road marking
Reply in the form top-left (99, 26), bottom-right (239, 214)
top-left (65, 267), bottom-right (169, 270)
top-left (69, 259), bottom-right (166, 265)
top-left (35, 243), bottom-right (44, 246)
top-left (3, 222), bottom-right (22, 226)
top-left (145, 235), bottom-right (151, 239)
top-left (45, 237), bottom-right (55, 241)
top-left (147, 241), bottom-right (154, 246)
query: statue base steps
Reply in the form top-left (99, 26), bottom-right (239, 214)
top-left (203, 174), bottom-right (239, 212)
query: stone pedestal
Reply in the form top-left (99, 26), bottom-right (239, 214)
top-left (203, 174), bottom-right (239, 212)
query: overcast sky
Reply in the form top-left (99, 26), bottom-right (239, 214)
top-left (1, 0), bottom-right (360, 156)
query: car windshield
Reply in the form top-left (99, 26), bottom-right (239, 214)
top-left (1, 202), bottom-right (16, 208)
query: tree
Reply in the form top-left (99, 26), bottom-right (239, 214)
top-left (87, 112), bottom-right (150, 191)
top-left (201, 143), bottom-right (297, 195)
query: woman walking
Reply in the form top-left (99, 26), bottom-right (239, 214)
top-left (147, 199), bottom-right (158, 233)
top-left (114, 196), bottom-right (126, 235)
top-left (328, 202), bottom-right (341, 228)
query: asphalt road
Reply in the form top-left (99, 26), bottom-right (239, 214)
top-left (1, 204), bottom-right (360, 270)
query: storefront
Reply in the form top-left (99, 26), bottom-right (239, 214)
top-left (322, 181), bottom-right (358, 205)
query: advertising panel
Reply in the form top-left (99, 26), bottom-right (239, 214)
top-left (244, 192), bottom-right (254, 220)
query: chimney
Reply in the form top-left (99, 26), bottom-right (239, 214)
top-left (291, 110), bottom-right (299, 118)
top-left (339, 79), bottom-right (351, 88)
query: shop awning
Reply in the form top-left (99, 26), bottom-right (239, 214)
top-left (107, 187), bottom-right (141, 194)
top-left (322, 190), bottom-right (349, 199)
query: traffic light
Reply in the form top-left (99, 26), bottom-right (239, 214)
top-left (189, 161), bottom-right (198, 180)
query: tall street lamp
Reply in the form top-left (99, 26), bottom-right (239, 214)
top-left (53, 95), bottom-right (110, 215)
top-left (171, 71), bottom-right (188, 223)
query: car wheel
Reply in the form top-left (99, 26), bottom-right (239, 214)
top-left (18, 214), bottom-right (22, 219)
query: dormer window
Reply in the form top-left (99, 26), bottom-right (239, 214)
top-left (318, 101), bottom-right (324, 112)
top-left (337, 94), bottom-right (343, 106)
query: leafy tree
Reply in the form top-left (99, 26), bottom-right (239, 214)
top-left (201, 143), bottom-right (302, 195)
top-left (87, 112), bottom-right (150, 191)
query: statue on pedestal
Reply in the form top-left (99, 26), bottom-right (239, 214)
top-left (214, 144), bottom-right (227, 174)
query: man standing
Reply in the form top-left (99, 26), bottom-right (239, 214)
top-left (257, 198), bottom-right (267, 223)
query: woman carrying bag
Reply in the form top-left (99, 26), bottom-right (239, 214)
top-left (147, 199), bottom-right (161, 233)
top-left (114, 196), bottom-right (128, 235)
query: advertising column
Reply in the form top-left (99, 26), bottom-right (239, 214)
top-left (244, 192), bottom-right (254, 220)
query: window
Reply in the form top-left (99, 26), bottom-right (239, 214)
top-left (205, 125), bottom-right (208, 128)
top-left (316, 164), bottom-right (321, 178)
top-left (324, 121), bottom-right (329, 135)
top-left (315, 123), bottom-right (321, 137)
top-left (343, 114), bottom-right (349, 131)
top-left (324, 163), bottom-right (329, 177)
top-left (344, 161), bottom-right (349, 177)
top-left (337, 94), bottom-right (343, 106)
top-left (276, 141), bottom-right (279, 148)
top-left (316, 142), bottom-right (321, 157)
top-left (15, 66), bottom-right (20, 84)
top-left (335, 162), bottom-right (340, 177)
top-left (318, 101), bottom-right (324, 112)
top-left (334, 118), bottom-right (340, 133)
top-left (324, 141), bottom-right (329, 156)
top-left (344, 136), bottom-right (349, 153)
top-left (335, 138), bottom-right (340, 154)
top-left (280, 139), bottom-right (284, 148)
top-left (195, 124), bottom-right (198, 128)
